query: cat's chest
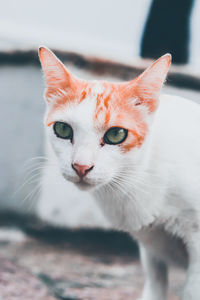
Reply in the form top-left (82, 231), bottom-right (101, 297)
top-left (135, 226), bottom-right (188, 267)
top-left (94, 190), bottom-right (189, 267)
top-left (96, 193), bottom-right (188, 266)
top-left (94, 190), bottom-right (157, 232)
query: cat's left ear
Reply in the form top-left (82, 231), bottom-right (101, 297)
top-left (128, 54), bottom-right (171, 113)
top-left (38, 47), bottom-right (76, 100)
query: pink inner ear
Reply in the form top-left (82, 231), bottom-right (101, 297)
top-left (121, 54), bottom-right (171, 113)
top-left (39, 47), bottom-right (76, 99)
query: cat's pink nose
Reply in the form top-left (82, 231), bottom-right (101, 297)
top-left (72, 163), bottom-right (94, 178)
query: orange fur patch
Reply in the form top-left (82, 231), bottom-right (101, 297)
top-left (93, 82), bottom-right (149, 152)
top-left (46, 80), bottom-right (88, 125)
top-left (40, 49), bottom-right (170, 152)
top-left (46, 80), bottom-right (149, 152)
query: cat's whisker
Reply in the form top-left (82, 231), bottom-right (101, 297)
top-left (110, 180), bottom-right (137, 199)
top-left (21, 180), bottom-right (43, 207)
top-left (119, 167), bottom-right (161, 178)
top-left (23, 156), bottom-right (56, 172)
top-left (23, 160), bottom-right (56, 172)
top-left (110, 178), bottom-right (152, 218)
top-left (13, 169), bottom-right (44, 197)
top-left (26, 183), bottom-right (43, 212)
top-left (111, 175), bottom-right (152, 196)
top-left (22, 156), bottom-right (49, 171)
top-left (116, 169), bottom-right (164, 187)
top-left (23, 165), bottom-right (49, 180)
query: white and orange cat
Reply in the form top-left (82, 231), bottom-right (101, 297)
top-left (39, 47), bottom-right (200, 300)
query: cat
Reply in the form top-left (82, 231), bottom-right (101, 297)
top-left (38, 46), bottom-right (200, 300)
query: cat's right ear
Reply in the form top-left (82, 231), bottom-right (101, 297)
top-left (38, 47), bottom-right (74, 100)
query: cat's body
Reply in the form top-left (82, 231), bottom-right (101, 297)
top-left (96, 94), bottom-right (200, 300)
top-left (38, 47), bottom-right (200, 300)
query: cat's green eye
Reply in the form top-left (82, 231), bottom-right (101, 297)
top-left (53, 122), bottom-right (73, 140)
top-left (104, 127), bottom-right (128, 145)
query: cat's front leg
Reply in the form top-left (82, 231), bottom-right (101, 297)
top-left (182, 232), bottom-right (200, 300)
top-left (138, 243), bottom-right (168, 300)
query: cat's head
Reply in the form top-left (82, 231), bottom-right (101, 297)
top-left (39, 47), bottom-right (171, 191)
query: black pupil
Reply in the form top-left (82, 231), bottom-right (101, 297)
top-left (113, 128), bottom-right (121, 136)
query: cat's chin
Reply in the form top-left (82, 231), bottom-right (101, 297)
top-left (62, 173), bottom-right (101, 191)
top-left (74, 181), bottom-right (95, 191)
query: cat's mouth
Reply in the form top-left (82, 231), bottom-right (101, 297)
top-left (62, 172), bottom-right (96, 191)
top-left (75, 180), bottom-right (95, 191)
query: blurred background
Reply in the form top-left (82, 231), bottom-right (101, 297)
top-left (1, 0), bottom-right (200, 66)
top-left (0, 1), bottom-right (200, 299)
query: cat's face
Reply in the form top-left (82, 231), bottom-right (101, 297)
top-left (39, 47), bottom-right (171, 191)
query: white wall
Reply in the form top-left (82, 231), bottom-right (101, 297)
top-left (0, 0), bottom-right (151, 61)
top-left (1, 0), bottom-right (200, 68)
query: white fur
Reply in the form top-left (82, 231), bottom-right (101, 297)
top-left (44, 92), bottom-right (200, 300)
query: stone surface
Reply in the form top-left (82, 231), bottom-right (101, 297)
top-left (0, 216), bottom-right (185, 300)
top-left (0, 256), bottom-right (55, 300)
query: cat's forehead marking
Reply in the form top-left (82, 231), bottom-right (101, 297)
top-left (91, 81), bottom-right (148, 152)
top-left (72, 80), bottom-right (148, 153)
top-left (90, 81), bottom-right (105, 95)
top-left (84, 81), bottom-right (107, 102)
top-left (46, 80), bottom-right (148, 153)
top-left (92, 82), bottom-right (114, 126)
